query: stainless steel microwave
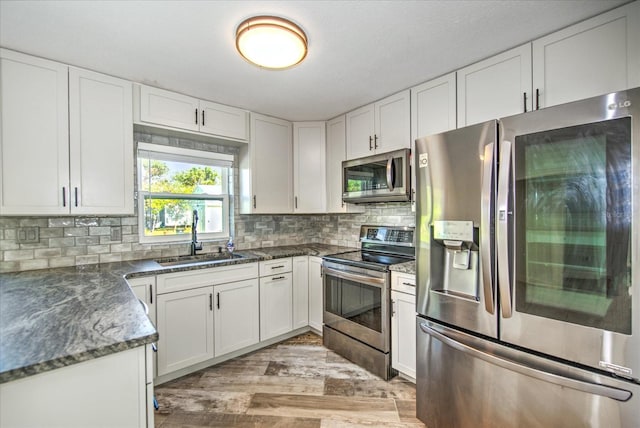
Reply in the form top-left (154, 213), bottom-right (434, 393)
top-left (342, 148), bottom-right (411, 203)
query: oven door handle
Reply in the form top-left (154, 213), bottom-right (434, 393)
top-left (323, 266), bottom-right (385, 288)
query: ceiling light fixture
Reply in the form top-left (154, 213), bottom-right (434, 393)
top-left (235, 16), bottom-right (308, 70)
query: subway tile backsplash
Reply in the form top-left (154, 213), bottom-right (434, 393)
top-left (0, 203), bottom-right (415, 273)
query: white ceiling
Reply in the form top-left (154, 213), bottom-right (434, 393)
top-left (0, 0), bottom-right (629, 122)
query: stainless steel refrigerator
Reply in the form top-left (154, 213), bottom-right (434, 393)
top-left (415, 87), bottom-right (640, 428)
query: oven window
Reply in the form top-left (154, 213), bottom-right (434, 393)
top-left (325, 275), bottom-right (382, 333)
top-left (514, 117), bottom-right (631, 334)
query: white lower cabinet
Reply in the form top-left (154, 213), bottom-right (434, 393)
top-left (292, 256), bottom-right (310, 329)
top-left (308, 256), bottom-right (324, 332)
top-left (391, 272), bottom-right (416, 381)
top-left (128, 276), bottom-right (157, 327)
top-left (156, 286), bottom-right (214, 377)
top-left (260, 272), bottom-right (293, 341)
top-left (0, 347), bottom-right (148, 428)
top-left (214, 279), bottom-right (260, 356)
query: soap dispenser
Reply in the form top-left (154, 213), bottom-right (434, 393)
top-left (226, 236), bottom-right (235, 255)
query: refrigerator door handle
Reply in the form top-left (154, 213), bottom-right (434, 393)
top-left (419, 322), bottom-right (632, 402)
top-left (480, 142), bottom-right (495, 314)
top-left (496, 138), bottom-right (513, 318)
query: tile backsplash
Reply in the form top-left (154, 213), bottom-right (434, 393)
top-left (0, 131), bottom-right (415, 273)
top-left (0, 203), bottom-right (415, 273)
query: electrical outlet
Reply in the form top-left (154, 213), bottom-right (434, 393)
top-left (110, 226), bottom-right (122, 242)
top-left (17, 227), bottom-right (39, 244)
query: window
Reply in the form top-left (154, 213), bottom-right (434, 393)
top-left (137, 143), bottom-right (233, 243)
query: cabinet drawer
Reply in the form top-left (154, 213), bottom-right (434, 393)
top-left (259, 258), bottom-right (292, 277)
top-left (392, 272), bottom-right (416, 295)
top-left (157, 262), bottom-right (258, 294)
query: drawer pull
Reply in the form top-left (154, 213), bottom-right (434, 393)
top-left (402, 282), bottom-right (415, 286)
top-left (272, 276), bottom-right (286, 281)
top-left (271, 265), bottom-right (285, 269)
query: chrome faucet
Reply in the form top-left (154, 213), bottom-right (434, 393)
top-left (190, 209), bottom-right (203, 256)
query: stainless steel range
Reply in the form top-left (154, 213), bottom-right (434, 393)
top-left (322, 225), bottom-right (415, 380)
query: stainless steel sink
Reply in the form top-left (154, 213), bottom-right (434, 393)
top-left (155, 253), bottom-right (245, 267)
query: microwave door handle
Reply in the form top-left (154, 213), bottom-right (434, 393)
top-left (480, 142), bottom-right (495, 314)
top-left (497, 138), bottom-right (513, 318)
top-left (386, 157), bottom-right (395, 191)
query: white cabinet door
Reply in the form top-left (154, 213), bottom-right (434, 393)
top-left (374, 89), bottom-right (410, 153)
top-left (411, 73), bottom-right (457, 141)
top-left (127, 276), bottom-right (157, 326)
top-left (139, 85), bottom-right (199, 132)
top-left (308, 256), bottom-right (323, 332)
top-left (391, 289), bottom-right (416, 380)
top-left (156, 286), bottom-right (214, 376)
top-left (457, 44), bottom-right (532, 127)
top-left (346, 103), bottom-right (375, 159)
top-left (259, 272), bottom-right (293, 341)
top-left (0, 49), bottom-right (69, 215)
top-left (346, 90), bottom-right (411, 160)
top-left (241, 113), bottom-right (293, 214)
top-left (326, 115), bottom-right (365, 214)
top-left (199, 100), bottom-right (249, 141)
top-left (410, 72), bottom-right (457, 210)
top-left (293, 121), bottom-right (326, 213)
top-left (533, 1), bottom-right (640, 110)
top-left (214, 279), bottom-right (260, 356)
top-left (292, 256), bottom-right (309, 329)
top-left (0, 347), bottom-right (147, 428)
top-left (69, 68), bottom-right (134, 215)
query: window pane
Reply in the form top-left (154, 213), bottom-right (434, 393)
top-left (143, 197), bottom-right (224, 237)
top-left (139, 158), bottom-right (224, 194)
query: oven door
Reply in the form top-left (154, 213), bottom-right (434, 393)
top-left (323, 262), bottom-right (390, 352)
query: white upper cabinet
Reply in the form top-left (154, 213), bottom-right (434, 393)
top-left (532, 1), bottom-right (640, 110)
top-left (346, 89), bottom-right (410, 160)
top-left (0, 49), bottom-right (69, 215)
top-left (293, 122), bottom-right (326, 213)
top-left (457, 44), bottom-right (532, 127)
top-left (326, 115), bottom-right (365, 214)
top-left (410, 72), bottom-right (457, 209)
top-left (239, 113), bottom-right (293, 214)
top-left (136, 84), bottom-right (248, 141)
top-left (0, 49), bottom-right (133, 216)
top-left (69, 67), bottom-right (134, 215)
top-left (411, 72), bottom-right (457, 141)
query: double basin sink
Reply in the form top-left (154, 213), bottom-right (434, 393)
top-left (155, 252), bottom-right (247, 268)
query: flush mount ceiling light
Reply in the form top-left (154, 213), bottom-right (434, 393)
top-left (235, 16), bottom-right (308, 69)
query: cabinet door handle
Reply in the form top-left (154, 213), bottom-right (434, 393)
top-left (535, 88), bottom-right (540, 110)
top-left (253, 195), bottom-right (257, 209)
top-left (149, 284), bottom-right (153, 304)
top-left (523, 92), bottom-right (527, 113)
top-left (202, 110), bottom-right (205, 126)
top-left (391, 299), bottom-right (396, 317)
top-left (62, 187), bottom-right (67, 207)
top-left (217, 292), bottom-right (220, 309)
top-left (374, 134), bottom-right (378, 149)
top-left (195, 108), bottom-right (199, 125)
top-left (209, 293), bottom-right (213, 311)
top-left (369, 136), bottom-right (373, 150)
top-left (272, 275), bottom-right (286, 281)
top-left (295, 196), bottom-right (298, 209)
top-left (74, 187), bottom-right (79, 207)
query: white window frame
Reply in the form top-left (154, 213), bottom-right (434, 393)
top-left (137, 142), bottom-right (234, 244)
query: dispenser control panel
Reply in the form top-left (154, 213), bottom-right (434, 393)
top-left (433, 221), bottom-right (474, 242)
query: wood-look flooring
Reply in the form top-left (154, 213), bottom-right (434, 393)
top-left (154, 332), bottom-right (426, 427)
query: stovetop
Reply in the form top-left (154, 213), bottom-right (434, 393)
top-left (323, 225), bottom-right (415, 271)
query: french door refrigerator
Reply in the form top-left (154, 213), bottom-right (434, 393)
top-left (415, 87), bottom-right (640, 428)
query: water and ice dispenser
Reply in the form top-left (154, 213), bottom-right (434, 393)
top-left (430, 220), bottom-right (479, 300)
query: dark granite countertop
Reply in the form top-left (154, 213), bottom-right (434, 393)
top-left (390, 261), bottom-right (416, 275)
top-left (0, 243), bottom-right (354, 384)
